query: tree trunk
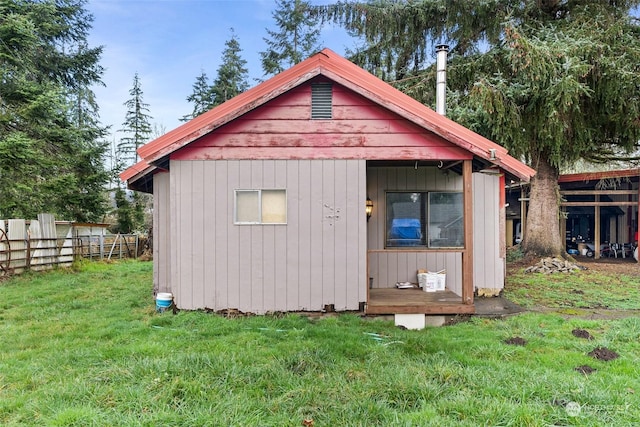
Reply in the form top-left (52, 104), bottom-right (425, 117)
top-left (522, 154), bottom-right (565, 257)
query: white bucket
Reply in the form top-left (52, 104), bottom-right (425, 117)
top-left (156, 292), bottom-right (173, 310)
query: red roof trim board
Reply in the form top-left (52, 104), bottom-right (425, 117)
top-left (120, 159), bottom-right (156, 182)
top-left (122, 48), bottom-right (535, 182)
top-left (559, 168), bottom-right (640, 183)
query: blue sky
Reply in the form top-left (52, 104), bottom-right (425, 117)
top-left (86, 0), bottom-right (355, 141)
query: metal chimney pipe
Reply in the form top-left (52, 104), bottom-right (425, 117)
top-left (435, 44), bottom-right (449, 115)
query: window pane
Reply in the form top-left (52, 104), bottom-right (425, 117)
top-left (386, 192), bottom-right (426, 247)
top-left (262, 190), bottom-right (287, 223)
top-left (428, 192), bottom-right (463, 247)
top-left (236, 190), bottom-right (260, 223)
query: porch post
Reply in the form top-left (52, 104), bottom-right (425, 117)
top-left (595, 195), bottom-right (601, 259)
top-left (462, 160), bottom-right (474, 305)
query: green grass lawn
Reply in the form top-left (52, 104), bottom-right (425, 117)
top-left (1, 261), bottom-right (639, 426)
top-left (505, 266), bottom-right (640, 310)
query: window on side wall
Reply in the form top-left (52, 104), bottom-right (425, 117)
top-left (235, 189), bottom-right (287, 224)
top-left (385, 191), bottom-right (463, 248)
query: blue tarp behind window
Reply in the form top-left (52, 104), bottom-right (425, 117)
top-left (389, 218), bottom-right (422, 239)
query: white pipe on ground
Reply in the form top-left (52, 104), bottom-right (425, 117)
top-left (435, 44), bottom-right (449, 116)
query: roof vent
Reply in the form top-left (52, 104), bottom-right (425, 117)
top-left (311, 83), bottom-right (332, 119)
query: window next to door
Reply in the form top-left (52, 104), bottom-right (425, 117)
top-left (386, 191), bottom-right (463, 248)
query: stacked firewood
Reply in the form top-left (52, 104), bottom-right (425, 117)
top-left (524, 257), bottom-right (584, 274)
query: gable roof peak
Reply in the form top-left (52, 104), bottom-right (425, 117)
top-left (126, 48), bottom-right (534, 183)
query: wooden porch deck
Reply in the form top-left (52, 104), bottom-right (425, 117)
top-left (366, 288), bottom-right (475, 315)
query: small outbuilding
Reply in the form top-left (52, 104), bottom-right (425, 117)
top-left (122, 49), bottom-right (535, 315)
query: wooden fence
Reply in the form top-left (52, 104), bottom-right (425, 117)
top-left (0, 214), bottom-right (139, 277)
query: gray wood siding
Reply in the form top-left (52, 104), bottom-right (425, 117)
top-left (472, 173), bottom-right (505, 290)
top-left (366, 166), bottom-right (464, 295)
top-left (153, 172), bottom-right (171, 294)
top-left (169, 159), bottom-right (367, 313)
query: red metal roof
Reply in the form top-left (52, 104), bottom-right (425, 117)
top-left (559, 168), bottom-right (640, 183)
top-left (120, 159), bottom-right (155, 182)
top-left (123, 48), bottom-right (535, 182)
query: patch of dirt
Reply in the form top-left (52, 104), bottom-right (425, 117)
top-left (588, 347), bottom-right (620, 361)
top-left (510, 253), bottom-right (639, 276)
top-left (575, 365), bottom-right (597, 375)
top-left (571, 328), bottom-right (593, 340)
top-left (575, 256), bottom-right (639, 276)
top-left (504, 336), bottom-right (527, 346)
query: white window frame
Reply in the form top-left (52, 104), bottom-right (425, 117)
top-left (234, 189), bottom-right (287, 225)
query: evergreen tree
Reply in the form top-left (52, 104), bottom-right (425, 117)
top-left (211, 29), bottom-right (249, 106)
top-left (260, 0), bottom-right (322, 77)
top-left (181, 70), bottom-right (215, 121)
top-left (316, 0), bottom-right (640, 257)
top-left (117, 73), bottom-right (152, 169)
top-left (114, 73), bottom-right (152, 233)
top-left (0, 0), bottom-right (109, 222)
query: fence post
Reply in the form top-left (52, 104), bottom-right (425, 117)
top-left (25, 232), bottom-right (31, 270)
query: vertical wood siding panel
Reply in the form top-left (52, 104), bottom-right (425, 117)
top-left (169, 162), bottom-right (180, 306)
top-left (152, 175), bottom-right (160, 293)
top-left (310, 161), bottom-right (324, 308)
top-left (322, 160), bottom-right (336, 305)
top-left (261, 161), bottom-right (276, 312)
top-left (262, 160), bottom-right (288, 311)
top-left (333, 160), bottom-right (348, 309)
top-left (396, 167), bottom-right (407, 190)
top-left (405, 167), bottom-right (417, 190)
top-left (173, 161), bottom-right (188, 308)
top-left (182, 162), bottom-right (196, 308)
top-left (407, 252), bottom-right (418, 282)
top-left (171, 161), bottom-right (183, 307)
top-left (247, 160), bottom-right (263, 313)
top-left (203, 162), bottom-right (216, 308)
top-left (284, 161), bottom-right (299, 311)
top-left (368, 252), bottom-right (377, 288)
top-left (154, 172), bottom-right (170, 294)
top-left (378, 254), bottom-right (389, 287)
top-left (472, 173), bottom-right (503, 290)
top-left (273, 160), bottom-right (289, 311)
top-left (472, 173), bottom-right (485, 289)
top-left (215, 161), bottom-right (229, 310)
top-left (191, 161), bottom-right (205, 309)
top-left (376, 168), bottom-right (387, 250)
top-left (396, 251), bottom-right (408, 282)
top-left (226, 161), bottom-right (242, 310)
top-left (485, 174), bottom-right (496, 286)
top-left (297, 160), bottom-right (312, 310)
top-left (356, 160), bottom-right (367, 303)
